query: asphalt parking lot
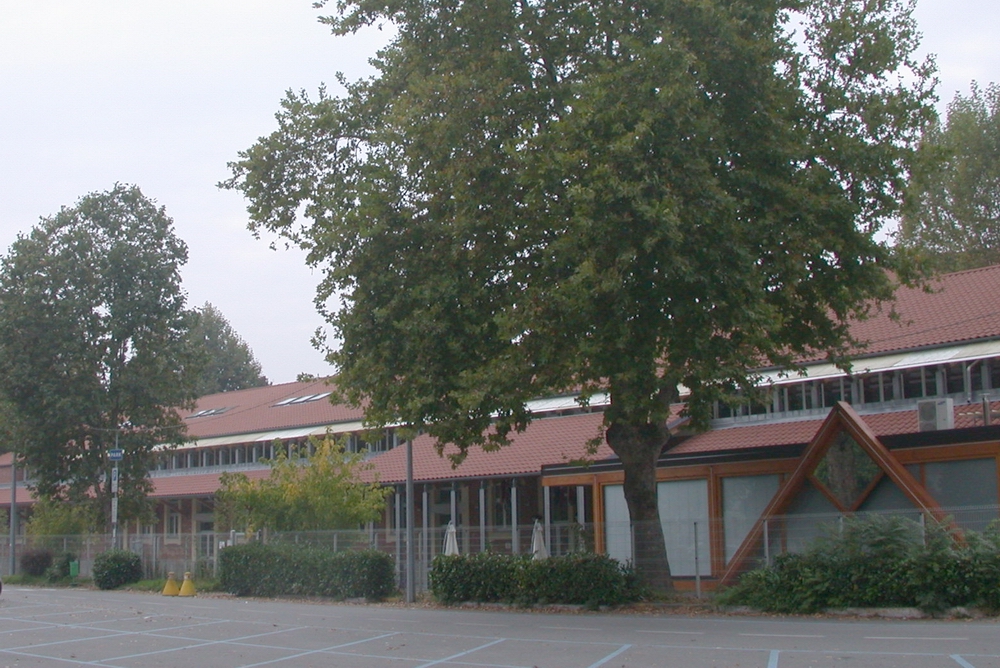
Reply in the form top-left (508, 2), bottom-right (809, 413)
top-left (2, 586), bottom-right (1000, 667)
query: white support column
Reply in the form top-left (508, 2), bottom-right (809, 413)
top-left (543, 484), bottom-right (551, 554)
top-left (510, 480), bottom-right (519, 554)
top-left (422, 485), bottom-right (430, 563)
top-left (479, 483), bottom-right (487, 553)
top-left (576, 486), bottom-right (586, 525)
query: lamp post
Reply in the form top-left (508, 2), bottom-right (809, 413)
top-left (108, 424), bottom-right (127, 550)
top-left (9, 452), bottom-right (17, 576)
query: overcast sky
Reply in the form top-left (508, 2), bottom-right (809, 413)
top-left (1, 1), bottom-right (997, 386)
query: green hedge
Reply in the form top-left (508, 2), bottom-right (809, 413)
top-left (92, 549), bottom-right (143, 590)
top-left (719, 515), bottom-right (1000, 614)
top-left (429, 552), bottom-right (641, 607)
top-left (219, 542), bottom-right (396, 601)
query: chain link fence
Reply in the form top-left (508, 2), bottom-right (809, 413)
top-left (3, 505), bottom-right (997, 592)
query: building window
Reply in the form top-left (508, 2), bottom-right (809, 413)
top-left (167, 513), bottom-right (181, 536)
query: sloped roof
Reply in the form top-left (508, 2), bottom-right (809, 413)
top-left (181, 379), bottom-right (365, 440)
top-left (801, 264), bottom-right (1000, 363)
top-left (365, 411), bottom-right (614, 485)
top-left (150, 468), bottom-right (271, 498)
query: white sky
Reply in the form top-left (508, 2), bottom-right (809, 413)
top-left (1, 0), bottom-right (997, 385)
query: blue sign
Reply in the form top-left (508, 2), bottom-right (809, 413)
top-left (108, 448), bottom-right (124, 461)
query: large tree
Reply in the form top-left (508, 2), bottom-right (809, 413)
top-left (224, 0), bottom-right (935, 590)
top-left (900, 82), bottom-right (1000, 272)
top-left (0, 185), bottom-right (200, 530)
top-left (187, 302), bottom-right (269, 396)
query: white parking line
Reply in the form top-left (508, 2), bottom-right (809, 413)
top-left (741, 633), bottom-right (825, 638)
top-left (457, 622), bottom-right (509, 627)
top-left (539, 626), bottom-right (603, 631)
top-left (588, 644), bottom-right (631, 668)
top-left (952, 654), bottom-right (977, 668)
top-left (636, 629), bottom-right (705, 635)
top-left (867, 636), bottom-right (968, 641)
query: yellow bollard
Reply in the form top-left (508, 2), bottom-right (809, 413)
top-left (162, 572), bottom-right (180, 596)
top-left (178, 571), bottom-right (197, 597)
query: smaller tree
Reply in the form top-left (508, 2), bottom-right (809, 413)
top-left (186, 303), bottom-right (269, 396)
top-left (216, 435), bottom-right (389, 532)
top-left (25, 498), bottom-right (98, 537)
top-left (901, 82), bottom-right (1000, 271)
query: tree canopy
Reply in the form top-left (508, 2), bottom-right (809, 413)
top-left (186, 302), bottom-right (269, 396)
top-left (0, 185), bottom-right (200, 529)
top-left (900, 82), bottom-right (1000, 272)
top-left (215, 436), bottom-right (390, 532)
top-left (224, 0), bottom-right (935, 590)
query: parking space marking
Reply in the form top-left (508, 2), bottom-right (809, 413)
top-left (768, 649), bottom-right (780, 668)
top-left (952, 655), bottom-right (977, 668)
top-left (741, 633), bottom-right (825, 638)
top-left (867, 636), bottom-right (969, 641)
top-left (415, 638), bottom-right (507, 668)
top-left (636, 629), bottom-right (705, 635)
top-left (587, 644), bottom-right (631, 668)
top-left (240, 631), bottom-right (401, 667)
top-left (538, 626), bottom-right (603, 631)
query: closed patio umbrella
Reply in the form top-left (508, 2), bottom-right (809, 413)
top-left (531, 519), bottom-right (549, 560)
top-left (443, 521), bottom-right (460, 556)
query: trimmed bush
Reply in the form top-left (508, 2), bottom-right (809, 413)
top-left (19, 548), bottom-right (54, 577)
top-left (429, 552), bottom-right (641, 607)
top-left (92, 549), bottom-right (143, 590)
top-left (430, 552), bottom-right (525, 603)
top-left (719, 515), bottom-right (1000, 614)
top-left (219, 543), bottom-right (396, 601)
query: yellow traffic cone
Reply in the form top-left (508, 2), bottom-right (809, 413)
top-left (162, 572), bottom-right (180, 596)
top-left (178, 571), bottom-right (197, 597)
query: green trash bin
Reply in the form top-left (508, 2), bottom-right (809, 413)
top-left (69, 561), bottom-right (80, 578)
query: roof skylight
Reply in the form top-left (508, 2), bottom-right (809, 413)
top-left (188, 407), bottom-right (229, 418)
top-left (273, 392), bottom-right (332, 407)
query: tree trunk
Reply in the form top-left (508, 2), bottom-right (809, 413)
top-left (606, 421), bottom-right (674, 593)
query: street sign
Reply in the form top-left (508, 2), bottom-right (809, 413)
top-left (111, 497), bottom-right (118, 524)
top-left (108, 448), bottom-right (123, 461)
top-left (111, 467), bottom-right (119, 494)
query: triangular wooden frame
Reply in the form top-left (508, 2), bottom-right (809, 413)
top-left (720, 401), bottom-right (946, 585)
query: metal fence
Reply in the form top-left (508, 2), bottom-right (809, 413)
top-left (3, 505), bottom-right (997, 592)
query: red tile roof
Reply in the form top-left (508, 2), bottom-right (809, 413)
top-left (366, 412), bottom-right (614, 485)
top-left (801, 264), bottom-right (1000, 363)
top-left (149, 468), bottom-right (270, 498)
top-left (181, 379), bottom-right (365, 440)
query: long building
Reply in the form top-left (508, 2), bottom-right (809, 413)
top-left (2, 264), bottom-right (1000, 587)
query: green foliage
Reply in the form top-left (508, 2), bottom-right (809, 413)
top-left (225, 0), bottom-right (935, 590)
top-left (186, 302), bottom-right (269, 395)
top-left (91, 549), bottom-right (143, 590)
top-left (429, 553), bottom-right (641, 607)
top-left (215, 435), bottom-right (390, 532)
top-left (720, 515), bottom-right (1000, 614)
top-left (26, 498), bottom-right (99, 536)
top-left (429, 553), bottom-right (526, 604)
top-left (901, 82), bottom-right (1000, 271)
top-left (47, 552), bottom-right (79, 581)
top-left (218, 542), bottom-right (396, 601)
top-left (0, 184), bottom-right (200, 530)
top-left (19, 548), bottom-right (53, 577)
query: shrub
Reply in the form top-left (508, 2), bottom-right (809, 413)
top-left (719, 515), bottom-right (1000, 614)
top-left (47, 552), bottom-right (78, 581)
top-left (429, 552), bottom-right (641, 607)
top-left (92, 549), bottom-right (143, 590)
top-left (219, 543), bottom-right (396, 601)
top-left (430, 552), bottom-right (525, 603)
top-left (19, 548), bottom-right (54, 577)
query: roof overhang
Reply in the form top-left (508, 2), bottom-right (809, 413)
top-left (760, 339), bottom-right (1000, 386)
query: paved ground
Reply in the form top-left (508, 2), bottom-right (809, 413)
top-left (2, 586), bottom-right (1000, 667)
